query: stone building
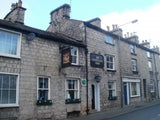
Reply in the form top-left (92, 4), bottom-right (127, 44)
top-left (47, 3), bottom-right (160, 113)
top-left (0, 1), bottom-right (160, 120)
top-left (0, 1), bottom-right (87, 120)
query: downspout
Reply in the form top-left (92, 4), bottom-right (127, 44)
top-left (117, 29), bottom-right (123, 108)
top-left (84, 22), bottom-right (89, 114)
top-left (153, 54), bottom-right (158, 99)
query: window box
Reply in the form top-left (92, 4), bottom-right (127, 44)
top-left (36, 100), bottom-right (52, 105)
top-left (108, 96), bottom-right (117, 100)
top-left (65, 99), bottom-right (81, 104)
top-left (107, 69), bottom-right (116, 72)
top-left (133, 71), bottom-right (138, 74)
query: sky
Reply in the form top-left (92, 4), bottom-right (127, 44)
top-left (0, 0), bottom-right (160, 48)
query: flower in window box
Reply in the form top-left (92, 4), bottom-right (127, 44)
top-left (65, 99), bottom-right (81, 104)
top-left (36, 100), bottom-right (52, 105)
top-left (108, 96), bottom-right (117, 100)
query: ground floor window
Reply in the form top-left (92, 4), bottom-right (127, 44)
top-left (66, 80), bottom-right (79, 100)
top-left (0, 73), bottom-right (19, 106)
top-left (150, 80), bottom-right (155, 93)
top-left (130, 82), bottom-right (140, 97)
top-left (108, 82), bottom-right (116, 97)
top-left (37, 76), bottom-right (50, 100)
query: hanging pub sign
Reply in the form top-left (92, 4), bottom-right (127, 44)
top-left (62, 48), bottom-right (71, 68)
top-left (90, 53), bottom-right (104, 68)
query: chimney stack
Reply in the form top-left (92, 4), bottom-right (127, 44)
top-left (127, 32), bottom-right (139, 44)
top-left (4, 0), bottom-right (26, 24)
top-left (111, 24), bottom-right (123, 37)
top-left (140, 40), bottom-right (150, 48)
top-left (50, 4), bottom-right (70, 24)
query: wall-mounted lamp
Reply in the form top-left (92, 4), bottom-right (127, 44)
top-left (95, 75), bottom-right (101, 83)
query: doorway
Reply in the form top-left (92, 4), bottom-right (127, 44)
top-left (91, 83), bottom-right (100, 111)
top-left (143, 79), bottom-right (147, 98)
top-left (91, 85), bottom-right (95, 109)
top-left (123, 82), bottom-right (129, 105)
top-left (158, 81), bottom-right (160, 98)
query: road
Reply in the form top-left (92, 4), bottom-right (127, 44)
top-left (107, 104), bottom-right (160, 120)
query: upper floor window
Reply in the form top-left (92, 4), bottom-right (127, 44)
top-left (66, 80), bottom-right (79, 100)
top-left (147, 51), bottom-right (151, 58)
top-left (106, 55), bottom-right (115, 70)
top-left (105, 35), bottom-right (114, 45)
top-left (0, 73), bottom-right (19, 107)
top-left (131, 59), bottom-right (137, 71)
top-left (148, 61), bottom-right (152, 71)
top-left (37, 76), bottom-right (50, 100)
top-left (71, 47), bottom-right (78, 65)
top-left (130, 44), bottom-right (136, 54)
top-left (0, 29), bottom-right (21, 58)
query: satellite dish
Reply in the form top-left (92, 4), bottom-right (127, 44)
top-left (27, 33), bottom-right (35, 41)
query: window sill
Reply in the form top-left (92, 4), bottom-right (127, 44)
top-left (70, 64), bottom-right (83, 67)
top-left (105, 42), bottom-right (115, 46)
top-left (36, 100), bottom-right (52, 106)
top-left (65, 99), bottom-right (81, 104)
top-left (132, 71), bottom-right (138, 74)
top-left (0, 104), bottom-right (19, 108)
top-left (108, 96), bottom-right (117, 100)
top-left (0, 54), bottom-right (21, 59)
top-left (131, 53), bottom-right (137, 56)
top-left (131, 95), bottom-right (140, 98)
top-left (149, 71), bottom-right (153, 74)
top-left (107, 69), bottom-right (116, 72)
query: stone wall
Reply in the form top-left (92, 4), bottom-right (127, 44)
top-left (0, 31), bottom-right (86, 120)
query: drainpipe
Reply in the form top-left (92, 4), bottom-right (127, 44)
top-left (116, 28), bottom-right (123, 108)
top-left (153, 54), bottom-right (158, 99)
top-left (84, 22), bottom-right (89, 114)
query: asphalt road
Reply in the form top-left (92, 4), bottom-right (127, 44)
top-left (107, 104), bottom-right (160, 120)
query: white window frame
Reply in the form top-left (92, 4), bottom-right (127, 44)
top-left (37, 76), bottom-right (50, 100)
top-left (108, 82), bottom-right (116, 97)
top-left (106, 55), bottom-right (115, 70)
top-left (130, 44), bottom-right (136, 54)
top-left (131, 59), bottom-right (137, 71)
top-left (105, 35), bottom-right (114, 45)
top-left (0, 28), bottom-right (21, 58)
top-left (148, 61), bottom-right (152, 71)
top-left (0, 72), bottom-right (19, 108)
top-left (130, 82), bottom-right (140, 97)
top-left (71, 47), bottom-right (79, 65)
top-left (147, 51), bottom-right (151, 58)
top-left (65, 79), bottom-right (80, 100)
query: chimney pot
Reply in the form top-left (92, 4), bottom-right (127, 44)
top-left (107, 26), bottom-right (110, 31)
top-left (127, 32), bottom-right (129, 37)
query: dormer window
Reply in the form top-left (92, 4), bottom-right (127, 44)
top-left (105, 35), bottom-right (114, 45)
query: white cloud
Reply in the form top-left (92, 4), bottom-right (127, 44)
top-left (100, 4), bottom-right (160, 48)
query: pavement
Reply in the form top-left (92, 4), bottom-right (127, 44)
top-left (63, 100), bottom-right (160, 120)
